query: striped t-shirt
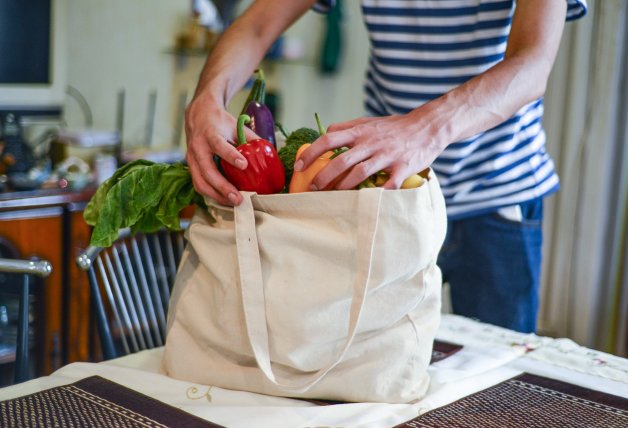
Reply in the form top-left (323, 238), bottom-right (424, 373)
top-left (317, 0), bottom-right (587, 219)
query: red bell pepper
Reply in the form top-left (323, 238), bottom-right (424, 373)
top-left (221, 114), bottom-right (285, 194)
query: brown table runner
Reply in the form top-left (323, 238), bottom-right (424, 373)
top-left (0, 375), bottom-right (224, 428)
top-left (396, 372), bottom-right (628, 427)
top-left (430, 340), bottom-right (463, 364)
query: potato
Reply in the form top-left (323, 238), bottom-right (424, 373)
top-left (401, 174), bottom-right (424, 189)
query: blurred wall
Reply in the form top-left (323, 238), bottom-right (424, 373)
top-left (62, 0), bottom-right (369, 149)
top-left (63, 0), bottom-right (190, 149)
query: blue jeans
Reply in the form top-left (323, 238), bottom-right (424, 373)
top-left (437, 199), bottom-right (544, 333)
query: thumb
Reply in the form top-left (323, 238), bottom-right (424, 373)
top-left (243, 126), bottom-right (261, 141)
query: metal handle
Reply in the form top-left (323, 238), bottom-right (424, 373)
top-left (0, 258), bottom-right (52, 277)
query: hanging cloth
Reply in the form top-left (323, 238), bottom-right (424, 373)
top-left (319, 0), bottom-right (343, 74)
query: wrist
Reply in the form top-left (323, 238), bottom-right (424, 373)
top-left (408, 94), bottom-right (462, 153)
top-left (193, 72), bottom-right (232, 107)
top-left (192, 85), bottom-right (227, 111)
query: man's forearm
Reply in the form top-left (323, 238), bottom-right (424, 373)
top-left (192, 0), bottom-right (317, 108)
top-left (419, 0), bottom-right (567, 150)
top-left (423, 53), bottom-right (556, 149)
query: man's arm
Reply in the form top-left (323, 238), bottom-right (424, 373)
top-left (297, 0), bottom-right (568, 191)
top-left (185, 0), bottom-right (316, 205)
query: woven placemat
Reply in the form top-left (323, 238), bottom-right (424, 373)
top-left (396, 372), bottom-right (628, 427)
top-left (0, 375), bottom-right (224, 428)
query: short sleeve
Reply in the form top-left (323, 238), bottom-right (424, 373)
top-left (566, 0), bottom-right (587, 21)
top-left (312, 0), bottom-right (335, 14)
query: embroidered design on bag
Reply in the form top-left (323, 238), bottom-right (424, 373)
top-left (186, 386), bottom-right (213, 402)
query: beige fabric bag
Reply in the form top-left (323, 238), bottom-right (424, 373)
top-left (162, 172), bottom-right (447, 403)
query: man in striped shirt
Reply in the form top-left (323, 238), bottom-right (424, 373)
top-left (185, 0), bottom-right (587, 333)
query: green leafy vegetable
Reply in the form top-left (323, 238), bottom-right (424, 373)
top-left (84, 160), bottom-right (206, 248)
top-left (83, 159), bottom-right (154, 226)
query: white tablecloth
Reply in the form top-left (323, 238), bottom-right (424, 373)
top-left (1, 314), bottom-right (626, 428)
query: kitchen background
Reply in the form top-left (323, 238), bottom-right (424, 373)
top-left (0, 0), bottom-right (626, 360)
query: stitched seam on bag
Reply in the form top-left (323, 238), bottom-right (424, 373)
top-left (416, 265), bottom-right (430, 307)
top-left (171, 223), bottom-right (212, 335)
top-left (406, 312), bottom-right (422, 349)
top-left (403, 264), bottom-right (431, 348)
top-left (165, 248), bottom-right (190, 332)
top-left (427, 172), bottom-right (435, 211)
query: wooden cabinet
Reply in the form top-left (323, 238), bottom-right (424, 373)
top-left (0, 187), bottom-right (95, 375)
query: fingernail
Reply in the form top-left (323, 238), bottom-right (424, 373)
top-left (228, 192), bottom-right (239, 205)
top-left (309, 184), bottom-right (318, 191)
top-left (294, 160), bottom-right (303, 172)
top-left (235, 158), bottom-right (247, 170)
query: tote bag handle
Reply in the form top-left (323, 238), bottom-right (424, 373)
top-left (234, 189), bottom-right (384, 393)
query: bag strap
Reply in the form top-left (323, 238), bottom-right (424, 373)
top-left (234, 189), bottom-right (384, 393)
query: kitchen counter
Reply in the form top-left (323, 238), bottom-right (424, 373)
top-left (0, 185), bottom-right (96, 377)
top-left (0, 184), bottom-right (97, 211)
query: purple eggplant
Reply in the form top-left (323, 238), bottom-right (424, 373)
top-left (240, 69), bottom-right (276, 148)
top-left (243, 100), bottom-right (276, 147)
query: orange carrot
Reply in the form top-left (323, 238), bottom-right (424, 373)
top-left (288, 144), bottom-right (335, 193)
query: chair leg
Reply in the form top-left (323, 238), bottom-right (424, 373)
top-left (14, 274), bottom-right (29, 383)
top-left (88, 268), bottom-right (117, 360)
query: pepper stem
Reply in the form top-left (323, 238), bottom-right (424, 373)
top-left (315, 112), bottom-right (326, 135)
top-left (237, 114), bottom-right (251, 146)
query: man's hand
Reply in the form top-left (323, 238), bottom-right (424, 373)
top-left (295, 110), bottom-right (446, 191)
top-left (185, 94), bottom-right (258, 206)
top-left (183, 0), bottom-right (317, 204)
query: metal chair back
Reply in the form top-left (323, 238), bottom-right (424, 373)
top-left (77, 223), bottom-right (188, 360)
top-left (0, 258), bottom-right (52, 384)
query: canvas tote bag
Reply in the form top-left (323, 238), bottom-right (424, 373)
top-left (162, 171), bottom-right (447, 403)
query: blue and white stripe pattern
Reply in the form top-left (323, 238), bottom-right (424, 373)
top-left (317, 0), bottom-right (587, 218)
top-left (361, 0), bottom-right (586, 218)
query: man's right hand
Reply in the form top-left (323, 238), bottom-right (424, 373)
top-left (182, 0), bottom-right (317, 205)
top-left (184, 95), bottom-right (258, 206)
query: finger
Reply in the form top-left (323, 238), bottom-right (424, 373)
top-left (311, 146), bottom-right (372, 190)
top-left (211, 134), bottom-right (248, 171)
top-left (382, 166), bottom-right (411, 190)
top-left (295, 129), bottom-right (358, 171)
top-left (243, 126), bottom-right (260, 141)
top-left (195, 158), bottom-right (243, 205)
top-left (333, 155), bottom-right (391, 190)
top-left (327, 117), bottom-right (374, 133)
top-left (186, 151), bottom-right (228, 204)
top-left (186, 134), bottom-right (215, 177)
top-left (187, 142), bottom-right (243, 205)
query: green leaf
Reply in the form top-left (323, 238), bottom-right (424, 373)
top-left (84, 159), bottom-right (155, 226)
top-left (86, 161), bottom-right (200, 247)
top-left (155, 164), bottom-right (196, 230)
top-left (89, 163), bottom-right (169, 247)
